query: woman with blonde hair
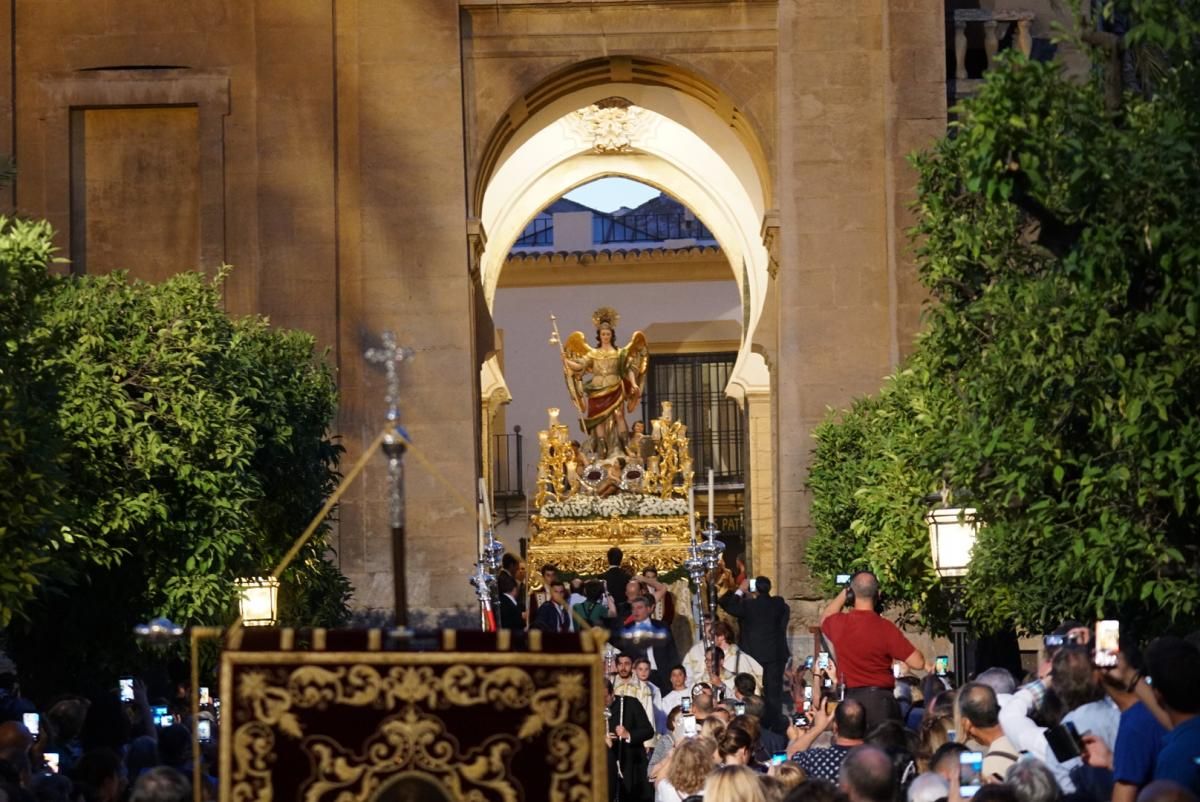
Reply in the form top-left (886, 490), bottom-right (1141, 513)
top-left (767, 761), bottom-right (805, 791)
top-left (699, 716), bottom-right (726, 742)
top-left (656, 736), bottom-right (718, 802)
top-left (704, 764), bottom-right (768, 802)
top-left (917, 714), bottom-right (954, 772)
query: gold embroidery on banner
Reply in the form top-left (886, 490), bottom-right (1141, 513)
top-left (229, 657), bottom-right (598, 802)
top-left (304, 708), bottom-right (518, 802)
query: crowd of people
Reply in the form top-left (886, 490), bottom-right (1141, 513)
top-left (590, 570), bottom-right (1200, 802)
top-left (0, 667), bottom-right (209, 802)
top-left (1, 567), bottom-right (1197, 802)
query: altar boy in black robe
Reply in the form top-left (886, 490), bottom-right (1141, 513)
top-left (604, 680), bottom-right (654, 802)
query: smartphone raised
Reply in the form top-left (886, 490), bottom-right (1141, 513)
top-left (44, 753), bottom-right (60, 774)
top-left (681, 695), bottom-right (692, 715)
top-left (682, 714), bottom-right (698, 737)
top-left (22, 712), bottom-right (39, 737)
top-left (197, 719), bottom-right (212, 743)
top-left (152, 705), bottom-right (170, 728)
top-left (1094, 620), bottom-right (1120, 668)
top-left (119, 677), bottom-right (134, 703)
top-left (935, 655), bottom-right (950, 676)
top-left (734, 701), bottom-right (746, 717)
top-left (836, 573), bottom-right (851, 584)
top-left (792, 712), bottom-right (810, 728)
top-left (749, 579), bottom-right (758, 593)
top-left (1045, 722), bottom-right (1083, 763)
top-left (959, 751), bottom-right (984, 797)
top-left (803, 686), bottom-right (813, 707)
top-left (770, 751), bottom-right (788, 766)
top-left (893, 661), bottom-right (903, 679)
top-left (199, 686), bottom-right (211, 707)
top-left (817, 652), bottom-right (830, 671)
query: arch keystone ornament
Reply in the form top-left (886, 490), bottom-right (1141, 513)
top-left (563, 96), bottom-right (651, 154)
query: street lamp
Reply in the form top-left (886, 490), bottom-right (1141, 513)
top-left (924, 500), bottom-right (981, 687)
top-left (235, 577), bottom-right (280, 627)
top-left (925, 506), bottom-right (979, 578)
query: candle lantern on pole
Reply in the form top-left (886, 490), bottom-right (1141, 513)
top-left (235, 577), bottom-right (280, 627)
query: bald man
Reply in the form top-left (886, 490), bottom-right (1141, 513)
top-left (840, 745), bottom-right (897, 802)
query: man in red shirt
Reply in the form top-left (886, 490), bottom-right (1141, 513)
top-left (820, 571), bottom-right (929, 731)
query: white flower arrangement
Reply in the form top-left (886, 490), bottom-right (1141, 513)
top-left (540, 493), bottom-right (689, 519)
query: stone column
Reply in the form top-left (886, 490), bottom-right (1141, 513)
top-left (745, 389), bottom-right (777, 583)
top-left (334, 2), bottom-right (479, 626)
top-left (776, 0), bottom-right (945, 609)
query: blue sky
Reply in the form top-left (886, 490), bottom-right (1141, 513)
top-left (564, 176), bottom-right (661, 212)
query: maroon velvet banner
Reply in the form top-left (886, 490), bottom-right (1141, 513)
top-left (218, 629), bottom-right (607, 802)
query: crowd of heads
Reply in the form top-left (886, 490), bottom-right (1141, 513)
top-left (611, 594), bottom-right (1200, 802)
top-left (0, 667), bottom-right (216, 802)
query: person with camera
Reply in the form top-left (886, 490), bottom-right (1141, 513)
top-left (718, 575), bottom-right (790, 731)
top-left (819, 572), bottom-right (928, 732)
top-left (784, 698), bottom-right (868, 780)
top-left (573, 580), bottom-right (617, 629)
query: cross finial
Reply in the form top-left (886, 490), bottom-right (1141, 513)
top-left (364, 331), bottom-right (414, 424)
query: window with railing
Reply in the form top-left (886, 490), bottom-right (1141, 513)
top-left (597, 212), bottom-right (715, 243)
top-left (640, 352), bottom-right (744, 485)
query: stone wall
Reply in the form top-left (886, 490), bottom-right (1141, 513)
top-left (1, 0), bottom-right (949, 627)
top-left (774, 0), bottom-right (946, 617)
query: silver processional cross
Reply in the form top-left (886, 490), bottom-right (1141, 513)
top-left (364, 331), bottom-right (414, 625)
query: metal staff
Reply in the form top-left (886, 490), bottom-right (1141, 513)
top-left (549, 314), bottom-right (589, 436)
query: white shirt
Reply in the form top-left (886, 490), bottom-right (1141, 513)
top-left (655, 778), bottom-right (687, 802)
top-left (655, 778), bottom-right (685, 802)
top-left (999, 684), bottom-right (1049, 763)
top-left (662, 688), bottom-right (689, 718)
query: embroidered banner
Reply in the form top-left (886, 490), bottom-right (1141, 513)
top-left (218, 629), bottom-right (607, 802)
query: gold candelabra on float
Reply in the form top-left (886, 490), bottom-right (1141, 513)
top-left (534, 401), bottom-right (694, 507)
top-left (534, 407), bottom-right (575, 508)
top-left (646, 401), bottom-right (694, 498)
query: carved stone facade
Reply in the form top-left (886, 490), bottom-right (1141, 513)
top-left (0, 0), bottom-right (947, 625)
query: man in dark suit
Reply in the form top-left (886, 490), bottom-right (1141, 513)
top-left (531, 579), bottom-right (571, 633)
top-left (605, 680), bottom-right (653, 802)
top-left (719, 575), bottom-right (790, 731)
top-left (601, 547), bottom-right (631, 609)
top-left (497, 572), bottom-right (523, 630)
top-left (615, 595), bottom-right (679, 694)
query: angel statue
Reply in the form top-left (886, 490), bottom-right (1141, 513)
top-left (559, 307), bottom-right (650, 460)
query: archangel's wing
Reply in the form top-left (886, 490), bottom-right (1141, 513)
top-left (622, 331), bottom-right (650, 412)
top-left (564, 331), bottom-right (589, 358)
top-left (562, 331), bottom-right (589, 415)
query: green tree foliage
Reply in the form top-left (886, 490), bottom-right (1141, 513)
top-left (0, 217), bottom-right (72, 627)
top-left (1, 239), bottom-right (350, 694)
top-left (806, 0), bottom-right (1200, 636)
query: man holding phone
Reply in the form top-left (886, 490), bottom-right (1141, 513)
top-left (820, 572), bottom-right (928, 731)
top-left (1045, 646), bottom-right (1120, 799)
top-left (719, 575), bottom-right (790, 731)
top-left (784, 698), bottom-right (868, 780)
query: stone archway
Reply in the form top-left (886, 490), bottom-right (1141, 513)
top-left (473, 58), bottom-right (780, 579)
